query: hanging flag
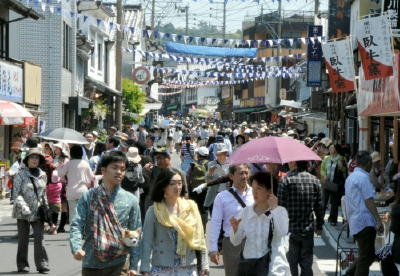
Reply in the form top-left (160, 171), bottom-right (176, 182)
top-left (307, 25), bottom-right (323, 87)
top-left (357, 15), bottom-right (393, 80)
top-left (322, 37), bottom-right (355, 93)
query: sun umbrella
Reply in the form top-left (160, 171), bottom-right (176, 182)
top-left (39, 128), bottom-right (88, 145)
top-left (229, 136), bottom-right (321, 165)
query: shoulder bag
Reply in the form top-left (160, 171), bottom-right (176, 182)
top-left (31, 177), bottom-right (51, 223)
top-left (237, 211), bottom-right (274, 276)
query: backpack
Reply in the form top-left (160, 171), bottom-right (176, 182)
top-left (121, 161), bottom-right (141, 193)
top-left (189, 159), bottom-right (208, 190)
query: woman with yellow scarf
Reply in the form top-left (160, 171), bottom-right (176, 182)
top-left (140, 168), bottom-right (209, 276)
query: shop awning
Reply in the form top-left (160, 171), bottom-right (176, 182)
top-left (85, 76), bottom-right (121, 97)
top-left (234, 106), bottom-right (266, 113)
top-left (0, 100), bottom-right (35, 125)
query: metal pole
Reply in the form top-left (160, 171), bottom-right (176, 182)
top-left (222, 0), bottom-right (226, 39)
top-left (185, 6), bottom-right (189, 70)
top-left (115, 0), bottom-right (123, 130)
top-left (151, 0), bottom-right (155, 29)
top-left (276, 0), bottom-right (282, 105)
top-left (185, 6), bottom-right (189, 36)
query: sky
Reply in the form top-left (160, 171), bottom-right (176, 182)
top-left (131, 0), bottom-right (329, 34)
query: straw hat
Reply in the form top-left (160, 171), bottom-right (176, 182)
top-left (126, 147), bottom-right (141, 163)
top-left (320, 137), bottom-right (333, 148)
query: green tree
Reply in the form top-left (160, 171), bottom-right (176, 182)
top-left (122, 78), bottom-right (146, 124)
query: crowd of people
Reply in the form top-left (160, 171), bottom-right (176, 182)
top-left (7, 116), bottom-right (400, 276)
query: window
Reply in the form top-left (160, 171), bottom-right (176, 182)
top-left (0, 19), bottom-right (8, 58)
top-left (90, 31), bottom-right (95, 68)
top-left (97, 43), bottom-right (102, 71)
top-left (63, 22), bottom-right (71, 70)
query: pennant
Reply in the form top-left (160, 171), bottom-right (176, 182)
top-left (357, 15), bottom-right (393, 80)
top-left (321, 37), bottom-right (355, 92)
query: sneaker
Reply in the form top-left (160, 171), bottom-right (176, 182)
top-left (37, 267), bottom-right (50, 274)
top-left (17, 267), bottom-right (29, 273)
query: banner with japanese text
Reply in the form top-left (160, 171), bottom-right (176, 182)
top-left (307, 25), bottom-right (323, 87)
top-left (357, 53), bottom-right (400, 116)
top-left (357, 15), bottom-right (393, 80)
top-left (322, 38), bottom-right (355, 93)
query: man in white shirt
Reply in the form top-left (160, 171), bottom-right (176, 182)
top-left (209, 164), bottom-right (253, 276)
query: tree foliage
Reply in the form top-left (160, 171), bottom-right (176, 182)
top-left (122, 78), bottom-right (146, 124)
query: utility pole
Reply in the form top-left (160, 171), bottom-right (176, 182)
top-left (276, 0), bottom-right (282, 106)
top-left (314, 0), bottom-right (320, 17)
top-left (151, 0), bottom-right (155, 29)
top-left (184, 6), bottom-right (189, 70)
top-left (185, 6), bottom-right (189, 36)
top-left (222, 0), bottom-right (226, 39)
top-left (115, 0), bottom-right (123, 130)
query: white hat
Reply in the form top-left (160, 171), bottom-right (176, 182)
top-left (287, 130), bottom-right (298, 136)
top-left (126, 147), bottom-right (141, 163)
top-left (215, 143), bottom-right (228, 154)
top-left (371, 151), bottom-right (380, 163)
top-left (92, 131), bottom-right (99, 137)
top-left (196, 147), bottom-right (209, 157)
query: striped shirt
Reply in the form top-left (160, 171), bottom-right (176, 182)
top-left (181, 143), bottom-right (195, 160)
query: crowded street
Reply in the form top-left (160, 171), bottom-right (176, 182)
top-left (0, 152), bottom-right (337, 276)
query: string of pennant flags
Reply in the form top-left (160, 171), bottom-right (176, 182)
top-left (148, 65), bottom-right (300, 78)
top-left (24, 0), bottom-right (323, 49)
top-left (163, 69), bottom-right (303, 86)
top-left (158, 90), bottom-right (183, 96)
top-left (124, 48), bottom-right (307, 65)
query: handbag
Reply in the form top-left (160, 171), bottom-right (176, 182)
top-left (30, 177), bottom-right (51, 223)
top-left (236, 213), bottom-right (274, 276)
top-left (324, 180), bottom-right (339, 192)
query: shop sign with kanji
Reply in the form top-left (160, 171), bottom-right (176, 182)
top-left (322, 37), bottom-right (355, 93)
top-left (357, 15), bottom-right (394, 80)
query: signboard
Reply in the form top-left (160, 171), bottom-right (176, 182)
top-left (384, 0), bottom-right (400, 48)
top-left (328, 0), bottom-right (351, 38)
top-left (307, 25), bottom-right (323, 87)
top-left (150, 83), bottom-right (159, 99)
top-left (0, 60), bottom-right (23, 103)
top-left (360, 0), bottom-right (382, 16)
top-left (221, 86), bottom-right (231, 99)
top-left (132, 66), bottom-right (151, 85)
top-left (280, 88), bottom-right (287, 100)
top-left (357, 15), bottom-right (393, 80)
top-left (357, 53), bottom-right (400, 116)
top-left (322, 37), bottom-right (355, 92)
top-left (240, 97), bottom-right (265, 108)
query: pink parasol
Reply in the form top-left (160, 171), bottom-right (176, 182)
top-left (230, 136), bottom-right (321, 165)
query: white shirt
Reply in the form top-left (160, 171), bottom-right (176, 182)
top-left (209, 186), bottom-right (254, 252)
top-left (230, 205), bottom-right (289, 259)
top-left (200, 128), bottom-right (210, 140)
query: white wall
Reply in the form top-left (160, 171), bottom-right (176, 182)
top-left (197, 86), bottom-right (218, 105)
